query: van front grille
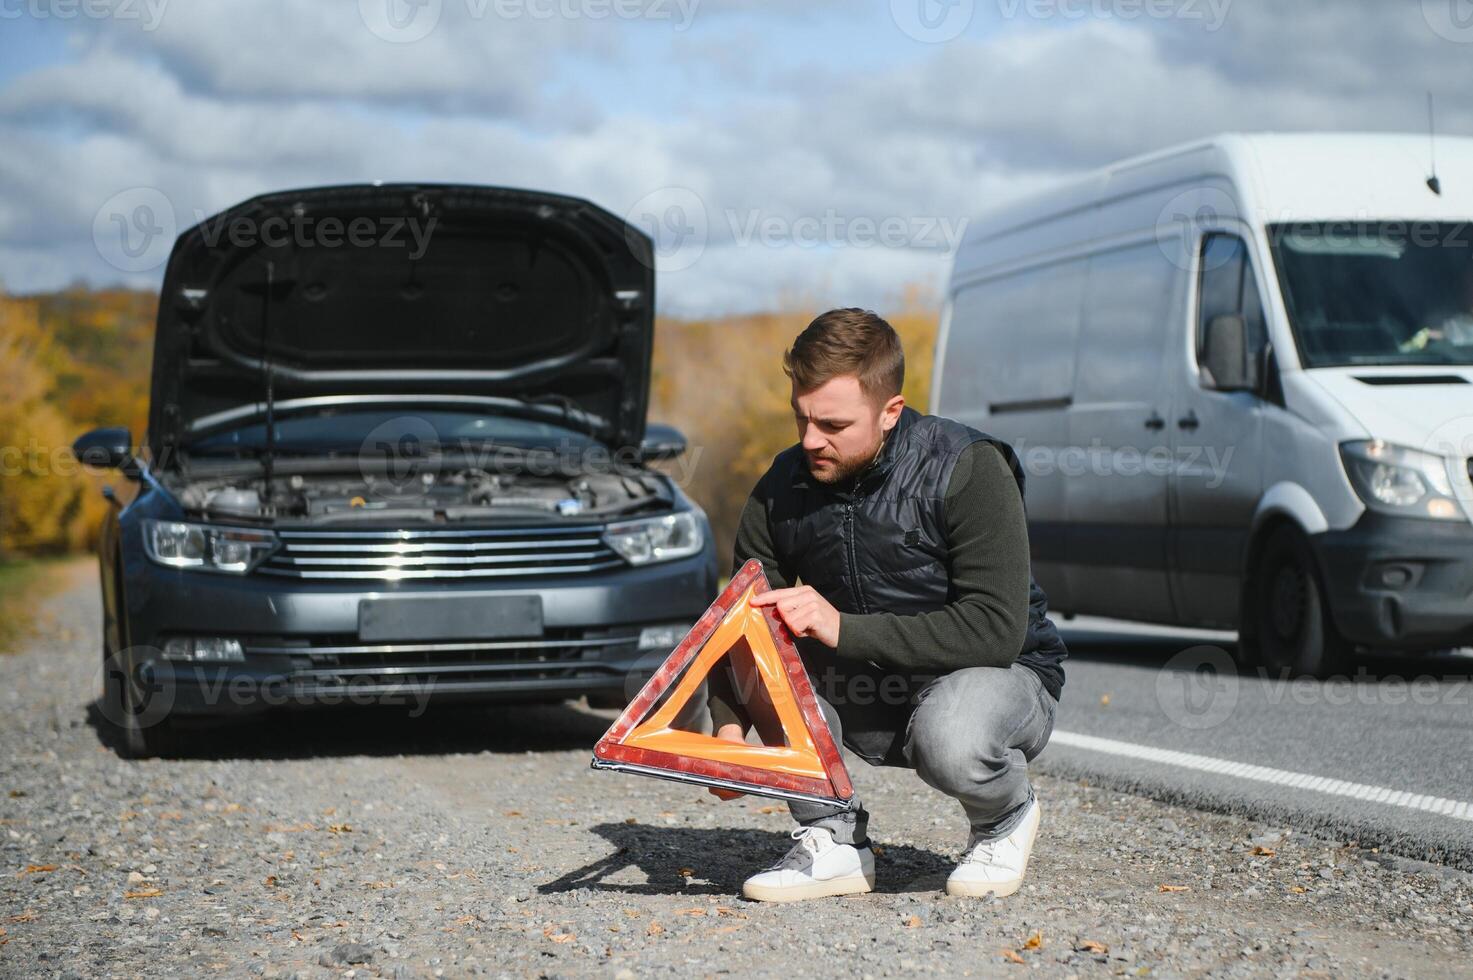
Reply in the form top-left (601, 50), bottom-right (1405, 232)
top-left (257, 525), bottom-right (625, 580)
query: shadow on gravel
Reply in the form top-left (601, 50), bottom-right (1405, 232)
top-left (85, 699), bottom-right (612, 761)
top-left (539, 823), bottom-right (953, 897)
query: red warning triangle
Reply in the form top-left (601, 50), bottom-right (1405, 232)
top-left (591, 558), bottom-right (855, 809)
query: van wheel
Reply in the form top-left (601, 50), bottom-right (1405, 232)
top-left (1248, 527), bottom-right (1351, 678)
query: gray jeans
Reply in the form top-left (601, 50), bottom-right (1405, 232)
top-left (792, 662), bottom-right (1057, 846)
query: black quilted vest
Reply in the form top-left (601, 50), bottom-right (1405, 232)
top-left (766, 406), bottom-right (1066, 699)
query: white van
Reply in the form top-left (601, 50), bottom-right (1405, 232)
top-left (934, 132), bottom-right (1473, 676)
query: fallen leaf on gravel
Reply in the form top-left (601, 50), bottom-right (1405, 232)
top-left (503, 810), bottom-right (522, 817)
top-left (456, 915), bottom-right (477, 926)
top-left (1250, 845), bottom-right (1276, 857)
top-left (622, 908), bottom-right (642, 918)
top-left (22, 864), bottom-right (58, 875)
top-left (1158, 884), bottom-right (1189, 893)
top-left (263, 875), bottom-right (277, 888)
top-left (8, 911), bottom-right (37, 923)
top-left (646, 922), bottom-right (664, 936)
top-left (1077, 939), bottom-right (1108, 954)
top-left (1024, 930), bottom-right (1043, 950)
top-left (326, 824), bottom-right (352, 834)
top-left (677, 867), bottom-right (695, 877)
top-left (624, 817), bottom-right (637, 824)
top-left (1001, 949), bottom-right (1025, 964)
top-left (714, 907), bottom-right (741, 918)
top-left (1289, 886), bottom-right (1307, 894)
top-left (904, 915), bottom-right (922, 929)
top-left (675, 908), bottom-right (705, 917)
top-left (757, 805), bottom-right (781, 814)
top-left (365, 881), bottom-right (393, 889)
top-left (1100, 694), bottom-right (1111, 707)
top-left (541, 925), bottom-right (575, 943)
top-left (124, 887), bottom-right (163, 899)
top-left (7, 790), bottom-right (23, 798)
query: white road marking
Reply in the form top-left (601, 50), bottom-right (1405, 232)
top-left (1049, 730), bottom-right (1473, 823)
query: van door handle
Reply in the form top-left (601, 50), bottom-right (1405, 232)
top-left (1144, 412), bottom-right (1165, 431)
top-left (1178, 410), bottom-right (1200, 431)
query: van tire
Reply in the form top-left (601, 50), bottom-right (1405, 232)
top-left (1246, 526), bottom-right (1351, 678)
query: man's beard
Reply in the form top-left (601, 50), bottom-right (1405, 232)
top-left (806, 440), bottom-right (883, 486)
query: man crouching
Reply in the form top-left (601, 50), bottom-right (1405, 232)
top-left (706, 307), bottom-right (1068, 902)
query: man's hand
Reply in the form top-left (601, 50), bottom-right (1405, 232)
top-left (751, 585), bottom-right (841, 648)
top-left (708, 723), bottom-right (748, 800)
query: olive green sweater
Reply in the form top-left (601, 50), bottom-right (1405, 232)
top-left (708, 440), bottom-right (1034, 732)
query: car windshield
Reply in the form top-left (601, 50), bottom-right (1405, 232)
top-left (1268, 221), bottom-right (1473, 368)
top-left (187, 408), bottom-right (597, 456)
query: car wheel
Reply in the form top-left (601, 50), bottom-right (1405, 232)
top-left (103, 645), bottom-right (179, 759)
top-left (1248, 526), bottom-right (1351, 678)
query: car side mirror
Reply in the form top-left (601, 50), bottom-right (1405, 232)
top-left (1203, 314), bottom-right (1252, 392)
top-left (71, 427), bottom-right (140, 477)
top-left (640, 423), bottom-right (688, 461)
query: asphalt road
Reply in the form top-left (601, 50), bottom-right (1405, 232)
top-left (1039, 616), bottom-right (1473, 869)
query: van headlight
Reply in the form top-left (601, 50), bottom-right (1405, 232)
top-left (1339, 441), bottom-right (1464, 521)
top-left (142, 519), bottom-right (279, 573)
top-left (602, 512), bottom-right (705, 566)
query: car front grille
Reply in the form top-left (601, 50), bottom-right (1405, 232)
top-left (256, 525), bottom-right (626, 580)
top-left (243, 629), bottom-right (638, 694)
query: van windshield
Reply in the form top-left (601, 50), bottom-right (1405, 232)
top-left (1268, 221), bottom-right (1473, 368)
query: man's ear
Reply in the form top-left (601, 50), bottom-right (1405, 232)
top-left (881, 394), bottom-right (905, 432)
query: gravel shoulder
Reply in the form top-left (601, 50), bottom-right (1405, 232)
top-left (3, 561), bottom-right (1471, 978)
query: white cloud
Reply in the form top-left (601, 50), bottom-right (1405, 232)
top-left (2, 0), bottom-right (1472, 313)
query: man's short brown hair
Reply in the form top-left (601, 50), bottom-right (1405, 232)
top-left (782, 308), bottom-right (905, 404)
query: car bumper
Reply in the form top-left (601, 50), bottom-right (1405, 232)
top-left (120, 551), bottom-right (716, 717)
top-left (1311, 512), bottom-right (1473, 649)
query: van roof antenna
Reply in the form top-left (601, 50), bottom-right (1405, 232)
top-left (1427, 92), bottom-right (1442, 196)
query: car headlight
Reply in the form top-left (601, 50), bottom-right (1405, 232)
top-left (602, 512), bottom-right (705, 566)
top-left (142, 519), bottom-right (279, 573)
top-left (1339, 441), bottom-right (1464, 521)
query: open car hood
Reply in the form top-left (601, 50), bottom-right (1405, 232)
top-left (148, 184), bottom-right (654, 463)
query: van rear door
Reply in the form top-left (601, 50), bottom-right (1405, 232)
top-left (1063, 242), bottom-right (1183, 623)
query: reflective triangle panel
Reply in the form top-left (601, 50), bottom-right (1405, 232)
top-left (591, 559), bottom-right (854, 808)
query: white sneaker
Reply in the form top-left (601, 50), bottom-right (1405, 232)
top-left (742, 826), bottom-right (876, 903)
top-left (946, 796), bottom-right (1042, 898)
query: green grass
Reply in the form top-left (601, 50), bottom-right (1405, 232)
top-left (0, 557), bottom-right (79, 653)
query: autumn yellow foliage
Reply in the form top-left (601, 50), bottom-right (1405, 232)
top-left (0, 287), bottom-right (153, 557)
top-left (0, 284), bottom-right (936, 566)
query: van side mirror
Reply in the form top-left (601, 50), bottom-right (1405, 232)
top-left (71, 427), bottom-right (140, 477)
top-left (639, 423), bottom-right (688, 461)
top-left (1203, 314), bottom-right (1252, 391)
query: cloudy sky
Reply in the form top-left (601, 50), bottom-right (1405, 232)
top-left (2, 0), bottom-right (1472, 315)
